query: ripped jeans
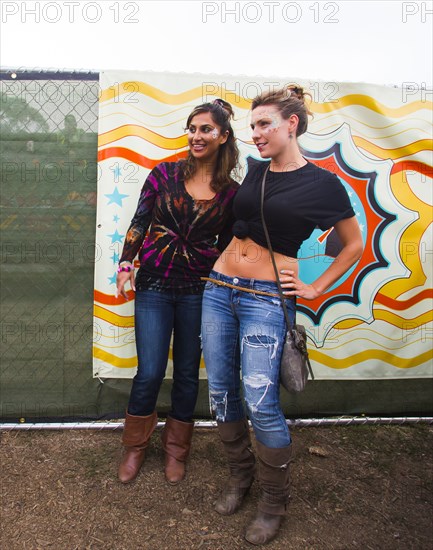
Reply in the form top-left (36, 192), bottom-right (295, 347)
top-left (201, 270), bottom-right (295, 448)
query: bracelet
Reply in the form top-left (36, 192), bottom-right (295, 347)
top-left (117, 264), bottom-right (134, 273)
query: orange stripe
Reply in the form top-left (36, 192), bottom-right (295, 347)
top-left (391, 161), bottom-right (433, 177)
top-left (98, 147), bottom-right (188, 169)
top-left (374, 289), bottom-right (433, 310)
top-left (94, 289), bottom-right (136, 305)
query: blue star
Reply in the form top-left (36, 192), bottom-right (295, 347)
top-left (105, 187), bottom-right (129, 207)
top-left (107, 229), bottom-right (125, 244)
top-left (113, 214), bottom-right (120, 223)
top-left (108, 272), bottom-right (117, 285)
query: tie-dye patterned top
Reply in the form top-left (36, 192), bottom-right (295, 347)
top-left (119, 161), bottom-right (239, 293)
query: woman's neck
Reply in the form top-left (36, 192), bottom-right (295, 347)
top-left (269, 146), bottom-right (307, 172)
top-left (194, 160), bottom-right (216, 181)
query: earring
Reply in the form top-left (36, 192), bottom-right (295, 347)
top-left (289, 133), bottom-right (293, 139)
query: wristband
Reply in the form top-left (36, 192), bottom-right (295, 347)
top-left (117, 265), bottom-right (134, 273)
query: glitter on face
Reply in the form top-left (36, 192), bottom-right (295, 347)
top-left (251, 109), bottom-right (283, 134)
top-left (211, 128), bottom-right (219, 139)
top-left (269, 113), bottom-right (282, 128)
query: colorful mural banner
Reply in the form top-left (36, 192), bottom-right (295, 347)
top-left (93, 70), bottom-right (432, 380)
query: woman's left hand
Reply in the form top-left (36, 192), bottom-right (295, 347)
top-left (279, 270), bottom-right (320, 301)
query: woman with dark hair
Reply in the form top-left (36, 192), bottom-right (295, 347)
top-left (116, 99), bottom-right (239, 486)
top-left (202, 85), bottom-right (364, 545)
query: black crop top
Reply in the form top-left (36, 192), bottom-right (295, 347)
top-left (232, 159), bottom-right (355, 258)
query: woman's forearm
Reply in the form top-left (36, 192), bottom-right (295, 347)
top-left (311, 240), bottom-right (364, 295)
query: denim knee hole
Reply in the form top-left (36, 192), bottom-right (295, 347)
top-left (242, 334), bottom-right (280, 415)
top-left (209, 390), bottom-right (228, 422)
top-left (241, 334), bottom-right (278, 362)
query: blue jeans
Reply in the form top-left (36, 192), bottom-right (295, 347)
top-left (127, 289), bottom-right (203, 421)
top-left (201, 271), bottom-right (295, 448)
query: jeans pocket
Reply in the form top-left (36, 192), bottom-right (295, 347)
top-left (252, 292), bottom-right (282, 308)
top-left (205, 280), bottom-right (218, 291)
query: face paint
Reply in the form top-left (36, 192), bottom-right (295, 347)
top-left (251, 105), bottom-right (294, 160)
top-left (186, 125), bottom-right (219, 138)
top-left (187, 112), bottom-right (226, 161)
top-left (251, 110), bottom-right (283, 134)
top-left (263, 113), bottom-right (282, 134)
top-left (269, 113), bottom-right (282, 129)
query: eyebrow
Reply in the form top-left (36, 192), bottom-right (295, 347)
top-left (250, 117), bottom-right (271, 127)
top-left (188, 123), bottom-right (215, 129)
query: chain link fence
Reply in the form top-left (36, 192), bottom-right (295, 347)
top-left (0, 70), bottom-right (218, 421)
top-left (0, 70), bottom-right (108, 420)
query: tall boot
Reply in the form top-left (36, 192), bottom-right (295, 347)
top-left (118, 411), bottom-right (158, 484)
top-left (244, 441), bottom-right (292, 546)
top-left (161, 416), bottom-right (194, 485)
top-left (214, 418), bottom-right (256, 516)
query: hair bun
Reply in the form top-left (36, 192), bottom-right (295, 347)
top-left (287, 85), bottom-right (304, 101)
top-left (212, 98), bottom-right (235, 119)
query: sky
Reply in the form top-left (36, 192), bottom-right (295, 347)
top-left (0, 0), bottom-right (432, 87)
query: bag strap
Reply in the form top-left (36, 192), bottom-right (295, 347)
top-left (260, 165), bottom-right (314, 379)
top-left (259, 165), bottom-right (294, 332)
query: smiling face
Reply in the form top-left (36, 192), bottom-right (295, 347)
top-left (250, 105), bottom-right (294, 160)
top-left (187, 112), bottom-right (228, 163)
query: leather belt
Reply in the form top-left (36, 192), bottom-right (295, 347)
top-left (201, 277), bottom-right (293, 300)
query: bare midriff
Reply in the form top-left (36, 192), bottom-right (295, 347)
top-left (213, 237), bottom-right (299, 281)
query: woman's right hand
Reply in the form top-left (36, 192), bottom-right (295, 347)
top-left (116, 269), bottom-right (136, 300)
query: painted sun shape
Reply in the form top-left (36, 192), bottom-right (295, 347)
top-left (296, 124), bottom-right (411, 346)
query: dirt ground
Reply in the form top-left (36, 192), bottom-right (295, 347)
top-left (1, 423), bottom-right (432, 550)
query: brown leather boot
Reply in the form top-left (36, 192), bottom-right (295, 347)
top-left (118, 411), bottom-right (158, 484)
top-left (244, 441), bottom-right (292, 545)
top-left (214, 419), bottom-right (256, 516)
top-left (161, 416), bottom-right (194, 485)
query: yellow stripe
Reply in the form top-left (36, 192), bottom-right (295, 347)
top-left (94, 345), bottom-right (206, 369)
top-left (309, 347), bottom-right (432, 370)
top-left (311, 95), bottom-right (432, 117)
top-left (99, 128), bottom-right (431, 156)
top-left (377, 172), bottom-right (432, 299)
top-left (327, 301), bottom-right (432, 331)
top-left (94, 304), bottom-right (134, 327)
top-left (98, 125), bottom-right (188, 149)
top-left (99, 105), bottom-right (191, 119)
top-left (100, 81), bottom-right (251, 109)
top-left (334, 319), bottom-right (365, 329)
top-left (93, 346), bottom-right (137, 368)
top-left (352, 137), bottom-right (432, 159)
top-left (317, 123), bottom-right (432, 141)
top-left (100, 85), bottom-right (432, 118)
top-left (373, 309), bottom-right (432, 327)
top-left (94, 342), bottom-right (431, 371)
top-left (314, 112), bottom-right (432, 132)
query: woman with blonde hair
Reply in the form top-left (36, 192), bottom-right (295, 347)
top-left (202, 85), bottom-right (363, 545)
